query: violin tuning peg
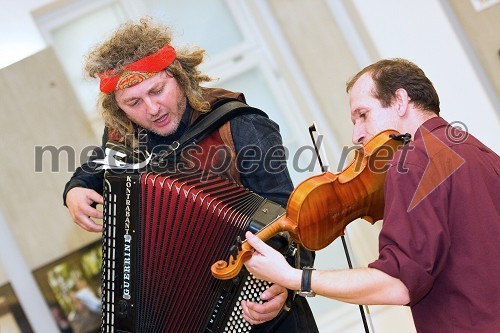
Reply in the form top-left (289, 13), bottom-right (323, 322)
top-left (236, 236), bottom-right (243, 251)
top-left (229, 245), bottom-right (238, 261)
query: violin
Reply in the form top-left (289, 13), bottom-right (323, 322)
top-left (211, 129), bottom-right (406, 280)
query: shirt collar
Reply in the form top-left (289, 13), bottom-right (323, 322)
top-left (413, 116), bottom-right (448, 142)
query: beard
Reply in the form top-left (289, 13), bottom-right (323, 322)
top-left (146, 97), bottom-right (187, 137)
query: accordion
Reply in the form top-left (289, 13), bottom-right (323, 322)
top-left (101, 167), bottom-right (289, 333)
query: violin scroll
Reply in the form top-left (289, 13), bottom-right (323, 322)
top-left (211, 213), bottom-right (297, 280)
top-left (211, 240), bottom-right (253, 280)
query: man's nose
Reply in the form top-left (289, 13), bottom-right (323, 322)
top-left (352, 125), bottom-right (365, 145)
top-left (144, 98), bottom-right (159, 116)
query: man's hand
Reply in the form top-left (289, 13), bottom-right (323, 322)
top-left (241, 283), bottom-right (288, 325)
top-left (65, 187), bottom-right (104, 232)
top-left (244, 231), bottom-right (300, 290)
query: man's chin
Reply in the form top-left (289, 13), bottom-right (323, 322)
top-left (150, 129), bottom-right (174, 137)
top-left (147, 124), bottom-right (178, 137)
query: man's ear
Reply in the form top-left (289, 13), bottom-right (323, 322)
top-left (394, 88), bottom-right (410, 116)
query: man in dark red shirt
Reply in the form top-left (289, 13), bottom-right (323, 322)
top-left (243, 58), bottom-right (500, 332)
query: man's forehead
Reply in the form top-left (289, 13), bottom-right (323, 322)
top-left (351, 73), bottom-right (374, 93)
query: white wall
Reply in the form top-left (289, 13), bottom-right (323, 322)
top-left (0, 0), bottom-right (53, 69)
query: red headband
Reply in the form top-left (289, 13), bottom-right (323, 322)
top-left (98, 44), bottom-right (176, 93)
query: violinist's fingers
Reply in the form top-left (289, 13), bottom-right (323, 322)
top-left (245, 233), bottom-right (293, 286)
top-left (245, 231), bottom-right (271, 255)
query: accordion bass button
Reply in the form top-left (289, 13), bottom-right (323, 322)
top-left (117, 300), bottom-right (129, 317)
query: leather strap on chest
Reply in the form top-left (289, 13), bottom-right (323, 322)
top-left (155, 99), bottom-right (267, 162)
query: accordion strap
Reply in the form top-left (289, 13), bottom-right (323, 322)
top-left (157, 99), bottom-right (268, 161)
top-left (181, 99), bottom-right (267, 150)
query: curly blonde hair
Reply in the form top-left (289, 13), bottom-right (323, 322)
top-left (84, 17), bottom-right (213, 141)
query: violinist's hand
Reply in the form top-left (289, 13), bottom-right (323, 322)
top-left (66, 187), bottom-right (103, 232)
top-left (241, 284), bottom-right (287, 325)
top-left (244, 231), bottom-right (301, 292)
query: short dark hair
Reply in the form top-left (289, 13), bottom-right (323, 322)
top-left (346, 58), bottom-right (440, 115)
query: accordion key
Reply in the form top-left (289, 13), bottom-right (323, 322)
top-left (101, 168), bottom-right (289, 333)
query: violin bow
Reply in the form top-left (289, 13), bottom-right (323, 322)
top-left (308, 123), bottom-right (375, 333)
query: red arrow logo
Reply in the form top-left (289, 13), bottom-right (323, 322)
top-left (408, 126), bottom-right (465, 212)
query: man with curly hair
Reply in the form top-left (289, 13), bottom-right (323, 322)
top-left (63, 17), bottom-right (318, 332)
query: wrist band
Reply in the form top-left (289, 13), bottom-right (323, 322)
top-left (297, 266), bottom-right (316, 297)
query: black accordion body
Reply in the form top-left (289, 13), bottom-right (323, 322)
top-left (101, 167), bottom-right (289, 333)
